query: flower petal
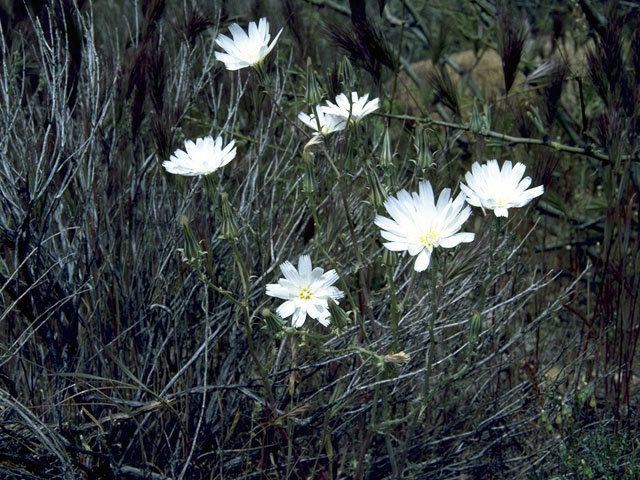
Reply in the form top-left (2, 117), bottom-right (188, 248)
top-left (277, 300), bottom-right (296, 318)
top-left (292, 308), bottom-right (307, 327)
top-left (440, 232), bottom-right (475, 248)
top-left (414, 250), bottom-right (431, 272)
top-left (265, 283), bottom-right (292, 300)
top-left (298, 255), bottom-right (312, 280)
top-left (280, 260), bottom-right (300, 282)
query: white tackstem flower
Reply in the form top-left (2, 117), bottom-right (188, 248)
top-left (321, 91), bottom-right (380, 124)
top-left (298, 107), bottom-right (347, 136)
top-left (460, 159), bottom-right (544, 217)
top-left (215, 17), bottom-right (282, 71)
top-left (375, 181), bottom-right (475, 272)
top-left (266, 255), bottom-right (345, 328)
top-left (162, 136), bottom-right (236, 176)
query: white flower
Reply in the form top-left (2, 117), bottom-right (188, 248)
top-left (162, 136), bottom-right (236, 176)
top-left (214, 17), bottom-right (283, 70)
top-left (375, 181), bottom-right (475, 272)
top-left (298, 107), bottom-right (347, 135)
top-left (266, 255), bottom-right (345, 328)
top-left (322, 92), bottom-right (380, 124)
top-left (460, 160), bottom-right (544, 217)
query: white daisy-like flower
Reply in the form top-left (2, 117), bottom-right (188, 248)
top-left (298, 107), bottom-right (347, 136)
top-left (214, 17), bottom-right (283, 71)
top-left (162, 136), bottom-right (236, 176)
top-left (322, 92), bottom-right (380, 124)
top-left (375, 181), bottom-right (475, 272)
top-left (266, 255), bottom-right (345, 328)
top-left (460, 160), bottom-right (544, 217)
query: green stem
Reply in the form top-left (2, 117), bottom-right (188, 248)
top-left (227, 236), bottom-right (276, 407)
top-left (380, 112), bottom-right (616, 163)
top-left (197, 272), bottom-right (244, 308)
top-left (229, 239), bottom-right (251, 301)
top-left (307, 191), bottom-right (369, 343)
top-left (337, 180), bottom-right (379, 341)
top-left (488, 216), bottom-right (501, 304)
top-left (396, 255), bottom-right (439, 477)
top-left (425, 254), bottom-right (439, 397)
top-left (322, 138), bottom-right (378, 341)
top-left (241, 303), bottom-right (276, 407)
top-left (256, 65), bottom-right (310, 139)
top-left (386, 263), bottom-right (400, 347)
top-left (380, 379), bottom-right (399, 477)
top-left (398, 268), bottom-right (417, 312)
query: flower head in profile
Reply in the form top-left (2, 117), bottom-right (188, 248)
top-left (322, 92), bottom-right (380, 124)
top-left (266, 255), bottom-right (345, 328)
top-left (163, 136), bottom-right (236, 176)
top-left (298, 107), bottom-right (347, 136)
top-left (375, 181), bottom-right (475, 272)
top-left (214, 17), bottom-right (283, 71)
top-left (460, 160), bottom-right (544, 217)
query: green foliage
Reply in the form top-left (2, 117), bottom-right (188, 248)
top-left (530, 428), bottom-right (640, 480)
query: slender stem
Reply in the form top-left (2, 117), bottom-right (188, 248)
top-left (308, 195), bottom-right (359, 314)
top-left (255, 66), bottom-right (310, 139)
top-left (317, 143), bottom-right (377, 341)
top-left (425, 255), bottom-right (439, 397)
top-left (178, 285), bottom-right (209, 480)
top-left (488, 216), bottom-right (501, 305)
top-left (396, 256), bottom-right (439, 477)
top-left (286, 334), bottom-right (296, 477)
top-left (386, 263), bottom-right (400, 347)
top-left (307, 191), bottom-right (369, 343)
top-left (229, 239), bottom-right (250, 301)
top-left (227, 236), bottom-right (276, 407)
top-left (337, 180), bottom-right (379, 341)
top-left (399, 268), bottom-right (417, 312)
top-left (380, 112), bottom-right (617, 163)
top-left (323, 139), bottom-right (379, 340)
top-left (380, 380), bottom-right (399, 477)
top-left (197, 272), bottom-right (244, 307)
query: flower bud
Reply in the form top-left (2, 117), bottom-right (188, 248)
top-left (179, 215), bottom-right (206, 268)
top-left (302, 151), bottom-right (317, 194)
top-left (327, 298), bottom-right (350, 331)
top-left (366, 163), bottom-right (387, 207)
top-left (379, 127), bottom-right (393, 169)
top-left (219, 192), bottom-right (239, 240)
top-left (306, 57), bottom-right (324, 106)
top-left (469, 101), bottom-right (483, 134)
top-left (338, 55), bottom-right (355, 90)
top-left (262, 308), bottom-right (285, 335)
top-left (469, 101), bottom-right (491, 134)
top-left (413, 126), bottom-right (434, 171)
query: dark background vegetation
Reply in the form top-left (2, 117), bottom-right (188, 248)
top-left (0, 0), bottom-right (638, 478)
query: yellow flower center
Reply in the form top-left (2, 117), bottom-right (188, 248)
top-left (497, 197), bottom-right (505, 206)
top-left (419, 230), bottom-right (439, 248)
top-left (298, 287), bottom-right (313, 301)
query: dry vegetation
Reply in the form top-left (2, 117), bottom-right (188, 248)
top-left (0, 0), bottom-right (638, 479)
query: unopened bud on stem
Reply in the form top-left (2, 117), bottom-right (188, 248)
top-left (219, 192), bottom-right (239, 240)
top-left (328, 298), bottom-right (350, 331)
